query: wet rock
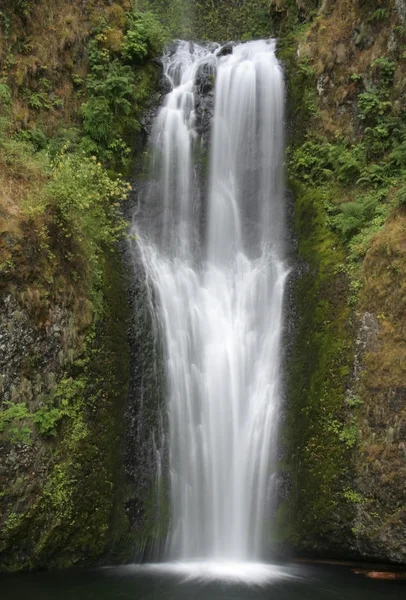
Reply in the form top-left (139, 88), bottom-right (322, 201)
top-left (160, 74), bottom-right (172, 96)
top-left (194, 91), bottom-right (215, 136)
top-left (217, 43), bottom-right (233, 57)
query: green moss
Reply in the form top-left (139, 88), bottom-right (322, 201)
top-left (0, 250), bottom-right (131, 571)
top-left (278, 182), bottom-right (356, 553)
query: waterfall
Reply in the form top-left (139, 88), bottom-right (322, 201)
top-left (132, 39), bottom-right (288, 565)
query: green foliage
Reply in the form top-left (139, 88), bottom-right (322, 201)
top-left (343, 489), bottom-right (365, 504)
top-left (355, 58), bottom-right (403, 159)
top-left (394, 184), bottom-right (406, 208)
top-left (140, 0), bottom-right (272, 40)
top-left (82, 33), bottom-right (138, 155)
top-left (290, 139), bottom-right (364, 186)
top-left (81, 97), bottom-right (116, 145)
top-left (290, 140), bottom-right (333, 184)
top-left (47, 128), bottom-right (81, 158)
top-left (356, 163), bottom-right (391, 188)
top-left (15, 127), bottom-right (48, 151)
top-left (0, 402), bottom-right (32, 445)
top-left (334, 195), bottom-right (380, 241)
top-left (346, 395), bottom-right (364, 408)
top-left (368, 8), bottom-right (388, 22)
top-left (122, 11), bottom-right (167, 63)
top-left (0, 82), bottom-right (11, 107)
top-left (14, 0), bottom-right (31, 18)
top-left (339, 419), bottom-right (359, 449)
top-left (44, 151), bottom-right (129, 270)
top-left (86, 63), bottom-right (135, 118)
top-left (81, 12), bottom-right (161, 169)
top-left (28, 91), bottom-right (51, 111)
top-left (350, 73), bottom-right (362, 83)
top-left (284, 182), bottom-right (354, 547)
top-left (371, 57), bottom-right (396, 89)
top-left (388, 141), bottom-right (406, 169)
top-left (394, 24), bottom-right (406, 40)
top-left (33, 406), bottom-right (65, 437)
top-left (357, 89), bottom-right (391, 124)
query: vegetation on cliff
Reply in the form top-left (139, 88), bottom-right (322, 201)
top-left (0, 0), bottom-right (166, 570)
top-left (274, 0), bottom-right (406, 563)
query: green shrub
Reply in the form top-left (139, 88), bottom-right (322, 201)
top-left (339, 420), bottom-right (359, 448)
top-left (81, 97), bottom-right (116, 145)
top-left (334, 190), bottom-right (386, 240)
top-left (47, 128), bottom-right (81, 158)
top-left (356, 163), bottom-right (390, 188)
top-left (290, 139), bottom-right (364, 186)
top-left (371, 57), bottom-right (396, 89)
top-left (290, 140), bottom-right (334, 184)
top-left (388, 141), bottom-right (406, 169)
top-left (333, 144), bottom-right (365, 185)
top-left (122, 11), bottom-right (167, 63)
top-left (0, 402), bottom-right (32, 445)
top-left (15, 128), bottom-right (48, 151)
top-left (34, 406), bottom-right (65, 437)
top-left (45, 152), bottom-right (129, 267)
top-left (358, 89), bottom-right (391, 124)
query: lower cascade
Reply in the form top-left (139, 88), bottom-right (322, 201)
top-left (132, 39), bottom-right (288, 569)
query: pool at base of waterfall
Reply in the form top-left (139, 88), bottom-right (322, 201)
top-left (1, 562), bottom-right (405, 599)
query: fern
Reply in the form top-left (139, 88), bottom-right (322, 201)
top-left (368, 8), bottom-right (388, 23)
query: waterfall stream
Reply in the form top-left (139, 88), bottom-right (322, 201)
top-left (132, 39), bottom-right (288, 571)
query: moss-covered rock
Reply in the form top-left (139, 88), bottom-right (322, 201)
top-left (0, 249), bottom-right (132, 571)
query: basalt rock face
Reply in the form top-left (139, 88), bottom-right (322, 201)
top-left (123, 203), bottom-right (167, 559)
top-left (0, 251), bottom-right (132, 571)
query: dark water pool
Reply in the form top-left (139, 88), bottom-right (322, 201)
top-left (1, 562), bottom-right (405, 600)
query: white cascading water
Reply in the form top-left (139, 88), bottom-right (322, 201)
top-left (132, 40), bottom-right (288, 575)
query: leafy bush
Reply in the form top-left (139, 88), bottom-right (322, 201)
top-left (82, 25), bottom-right (146, 166)
top-left (334, 190), bottom-right (387, 241)
top-left (15, 127), bottom-right (48, 151)
top-left (122, 11), bottom-right (167, 63)
top-left (81, 96), bottom-right (116, 145)
top-left (356, 163), bottom-right (390, 188)
top-left (334, 144), bottom-right (365, 185)
top-left (45, 152), bottom-right (129, 267)
top-left (290, 139), bottom-right (364, 186)
top-left (339, 420), bottom-right (359, 448)
top-left (358, 89), bottom-right (391, 124)
top-left (371, 57), bottom-right (396, 89)
top-left (388, 141), bottom-right (406, 169)
top-left (0, 402), bottom-right (32, 445)
top-left (47, 127), bottom-right (81, 159)
top-left (290, 140), bottom-right (334, 184)
top-left (34, 406), bottom-right (65, 437)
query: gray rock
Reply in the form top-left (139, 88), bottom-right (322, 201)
top-left (216, 43), bottom-right (233, 57)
